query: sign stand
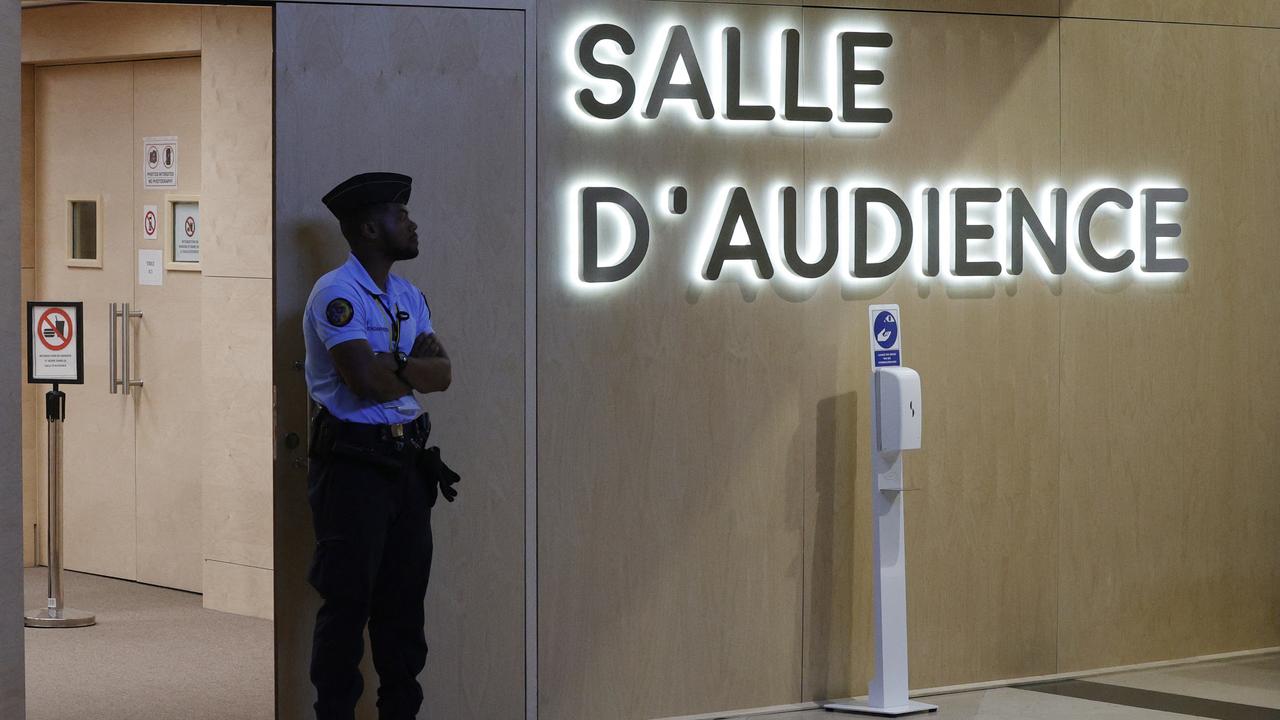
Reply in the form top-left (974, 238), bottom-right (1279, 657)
top-left (25, 301), bottom-right (94, 629)
top-left (826, 305), bottom-right (935, 716)
top-left (25, 385), bottom-right (95, 628)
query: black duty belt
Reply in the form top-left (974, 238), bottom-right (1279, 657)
top-left (309, 406), bottom-right (460, 503)
top-left (315, 407), bottom-right (430, 445)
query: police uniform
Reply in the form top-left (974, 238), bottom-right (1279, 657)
top-left (303, 172), bottom-right (445, 720)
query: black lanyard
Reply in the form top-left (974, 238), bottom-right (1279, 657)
top-left (369, 293), bottom-right (402, 351)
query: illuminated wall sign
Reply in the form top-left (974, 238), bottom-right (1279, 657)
top-left (565, 21), bottom-right (1190, 286)
top-left (579, 184), bottom-right (1188, 283)
top-left (576, 23), bottom-right (892, 124)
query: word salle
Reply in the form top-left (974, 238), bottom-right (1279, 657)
top-left (575, 23), bottom-right (893, 124)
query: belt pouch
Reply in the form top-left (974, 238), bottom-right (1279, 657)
top-left (308, 413), bottom-right (333, 461)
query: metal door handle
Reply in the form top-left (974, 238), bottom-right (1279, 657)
top-left (122, 303), bottom-right (144, 394)
top-left (109, 303), bottom-right (121, 394)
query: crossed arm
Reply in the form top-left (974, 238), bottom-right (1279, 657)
top-left (328, 332), bottom-right (452, 404)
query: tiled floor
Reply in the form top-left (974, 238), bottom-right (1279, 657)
top-left (751, 687), bottom-right (1204, 720)
top-left (1090, 655), bottom-right (1280, 710)
top-left (21, 567), bottom-right (1280, 720)
top-left (746, 655), bottom-right (1280, 720)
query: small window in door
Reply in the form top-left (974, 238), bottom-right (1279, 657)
top-left (66, 196), bottom-right (102, 268)
top-left (165, 195), bottom-right (201, 272)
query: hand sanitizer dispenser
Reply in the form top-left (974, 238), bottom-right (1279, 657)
top-left (875, 367), bottom-right (922, 453)
top-left (825, 304), bottom-right (937, 716)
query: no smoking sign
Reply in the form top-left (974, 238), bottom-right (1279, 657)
top-left (29, 302), bottom-right (83, 384)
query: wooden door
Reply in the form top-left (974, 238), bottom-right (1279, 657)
top-left (34, 60), bottom-right (138, 576)
top-left (132, 57), bottom-right (203, 592)
top-left (33, 57), bottom-right (203, 592)
top-left (34, 62), bottom-right (138, 582)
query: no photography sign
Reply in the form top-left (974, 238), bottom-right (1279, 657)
top-left (29, 302), bottom-right (84, 384)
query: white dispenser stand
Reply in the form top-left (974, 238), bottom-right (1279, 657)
top-left (825, 305), bottom-right (935, 716)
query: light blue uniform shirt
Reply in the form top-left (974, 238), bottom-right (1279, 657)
top-left (304, 253), bottom-right (434, 424)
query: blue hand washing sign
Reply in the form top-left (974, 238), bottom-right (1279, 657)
top-left (867, 305), bottom-right (901, 367)
top-left (873, 311), bottom-right (898, 349)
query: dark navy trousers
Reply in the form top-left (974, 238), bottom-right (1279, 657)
top-left (306, 447), bottom-right (434, 720)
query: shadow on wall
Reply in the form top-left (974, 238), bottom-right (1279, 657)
top-left (808, 391), bottom-right (858, 701)
top-left (275, 218), bottom-right (347, 707)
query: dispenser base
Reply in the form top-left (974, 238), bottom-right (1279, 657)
top-left (823, 700), bottom-right (938, 716)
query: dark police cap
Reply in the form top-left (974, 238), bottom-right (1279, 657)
top-left (321, 172), bottom-right (413, 219)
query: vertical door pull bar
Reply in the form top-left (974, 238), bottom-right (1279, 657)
top-left (122, 303), bottom-right (144, 394)
top-left (108, 303), bottom-right (120, 394)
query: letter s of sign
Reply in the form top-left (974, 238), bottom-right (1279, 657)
top-left (577, 24), bottom-right (637, 120)
top-left (581, 187), bottom-right (650, 283)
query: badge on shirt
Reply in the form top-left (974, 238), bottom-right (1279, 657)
top-left (326, 298), bottom-right (354, 327)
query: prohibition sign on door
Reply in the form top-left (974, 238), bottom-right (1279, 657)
top-left (166, 195), bottom-right (201, 269)
top-left (143, 205), bottom-right (159, 240)
top-left (28, 302), bottom-right (84, 384)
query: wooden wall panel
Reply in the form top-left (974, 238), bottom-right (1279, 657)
top-left (200, 6), bottom-right (273, 280)
top-left (20, 270), bottom-right (38, 569)
top-left (202, 277), bottom-right (274, 571)
top-left (797, 8), bottom-right (1064, 695)
top-left (20, 65), bottom-right (33, 271)
top-left (536, 2), bottom-right (809, 716)
top-left (1063, 0), bottom-right (1280, 28)
top-left (20, 65), bottom-right (36, 570)
top-left (535, 3), bottom-right (1064, 715)
top-left (1058, 18), bottom-right (1280, 671)
top-left (199, 5), bottom-right (275, 618)
top-left (21, 4), bottom-right (202, 65)
top-left (537, 3), bottom-right (1280, 718)
top-left (274, 6), bottom-right (526, 719)
top-left (683, 0), bottom-right (1061, 15)
top-left (837, 1), bottom-right (1059, 15)
top-left (204, 558), bottom-right (274, 620)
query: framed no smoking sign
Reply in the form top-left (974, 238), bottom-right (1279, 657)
top-left (28, 302), bottom-right (84, 384)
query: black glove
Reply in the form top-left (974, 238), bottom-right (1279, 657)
top-left (421, 446), bottom-right (461, 503)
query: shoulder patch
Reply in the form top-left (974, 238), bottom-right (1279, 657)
top-left (325, 298), bottom-right (354, 327)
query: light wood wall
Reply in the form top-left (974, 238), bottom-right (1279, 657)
top-left (198, 5), bottom-right (274, 621)
top-left (18, 4), bottom-right (274, 619)
top-left (19, 65), bottom-right (36, 570)
top-left (1062, 0), bottom-right (1280, 27)
top-left (1056, 16), bottom-right (1280, 672)
top-left (20, 4), bottom-right (201, 65)
top-left (536, 2), bottom-right (1280, 719)
top-left (695, 0), bottom-right (1280, 27)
